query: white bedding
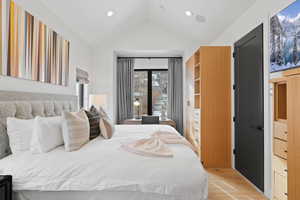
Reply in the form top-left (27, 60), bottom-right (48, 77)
top-left (0, 125), bottom-right (208, 200)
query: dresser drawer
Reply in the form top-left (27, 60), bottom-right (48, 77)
top-left (273, 156), bottom-right (288, 176)
top-left (274, 122), bottom-right (288, 141)
top-left (274, 139), bottom-right (288, 160)
top-left (273, 171), bottom-right (287, 200)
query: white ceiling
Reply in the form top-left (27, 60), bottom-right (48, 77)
top-left (40, 0), bottom-right (256, 47)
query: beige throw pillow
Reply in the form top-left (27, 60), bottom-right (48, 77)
top-left (62, 111), bottom-right (90, 152)
top-left (100, 117), bottom-right (115, 139)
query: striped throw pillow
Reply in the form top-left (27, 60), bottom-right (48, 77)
top-left (84, 107), bottom-right (101, 140)
top-left (62, 111), bottom-right (90, 152)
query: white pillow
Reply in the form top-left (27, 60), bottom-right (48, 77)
top-left (7, 118), bottom-right (35, 154)
top-left (62, 111), bottom-right (90, 152)
top-left (30, 116), bottom-right (63, 154)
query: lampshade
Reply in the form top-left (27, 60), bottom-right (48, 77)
top-left (89, 94), bottom-right (108, 109)
top-left (134, 98), bottom-right (140, 107)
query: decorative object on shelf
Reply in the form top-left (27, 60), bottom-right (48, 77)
top-left (5, 0), bottom-right (70, 86)
top-left (134, 98), bottom-right (141, 119)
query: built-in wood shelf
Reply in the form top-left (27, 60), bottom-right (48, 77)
top-left (186, 46), bottom-right (231, 169)
top-left (274, 82), bottom-right (287, 121)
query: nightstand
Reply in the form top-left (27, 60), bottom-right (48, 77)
top-left (0, 175), bottom-right (12, 200)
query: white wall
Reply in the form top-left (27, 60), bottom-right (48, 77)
top-left (91, 21), bottom-right (201, 119)
top-left (0, 0), bottom-right (92, 95)
top-left (210, 0), bottom-right (295, 198)
top-left (134, 59), bottom-right (168, 70)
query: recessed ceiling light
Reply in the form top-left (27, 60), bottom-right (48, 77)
top-left (185, 10), bottom-right (193, 17)
top-left (107, 10), bottom-right (115, 17)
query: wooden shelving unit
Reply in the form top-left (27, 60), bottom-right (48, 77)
top-left (185, 46), bottom-right (232, 168)
top-left (271, 79), bottom-right (288, 200)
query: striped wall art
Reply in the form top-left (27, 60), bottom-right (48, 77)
top-left (0, 0), bottom-right (3, 74)
top-left (6, 0), bottom-right (70, 86)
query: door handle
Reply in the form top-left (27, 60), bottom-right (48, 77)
top-left (250, 125), bottom-right (264, 131)
top-left (256, 126), bottom-right (264, 131)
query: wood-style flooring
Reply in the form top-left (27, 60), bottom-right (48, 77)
top-left (208, 169), bottom-right (269, 200)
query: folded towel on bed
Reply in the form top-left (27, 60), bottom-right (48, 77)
top-left (121, 137), bottom-right (173, 157)
top-left (121, 131), bottom-right (196, 157)
top-left (152, 131), bottom-right (196, 151)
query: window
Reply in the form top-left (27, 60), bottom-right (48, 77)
top-left (152, 71), bottom-right (168, 116)
top-left (133, 69), bottom-right (168, 117)
top-left (133, 71), bottom-right (148, 115)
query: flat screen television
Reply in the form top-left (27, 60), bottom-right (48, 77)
top-left (270, 1), bottom-right (300, 72)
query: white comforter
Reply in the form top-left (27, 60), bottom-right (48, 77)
top-left (0, 125), bottom-right (208, 200)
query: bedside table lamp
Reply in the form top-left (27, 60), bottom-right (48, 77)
top-left (134, 98), bottom-right (141, 119)
top-left (89, 94), bottom-right (108, 111)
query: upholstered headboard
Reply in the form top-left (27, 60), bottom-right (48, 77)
top-left (0, 91), bottom-right (78, 159)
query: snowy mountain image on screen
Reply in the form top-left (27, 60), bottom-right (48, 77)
top-left (270, 1), bottom-right (300, 72)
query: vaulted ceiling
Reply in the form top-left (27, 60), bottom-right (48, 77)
top-left (40, 0), bottom-right (256, 47)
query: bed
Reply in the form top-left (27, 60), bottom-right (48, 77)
top-left (0, 91), bottom-right (208, 200)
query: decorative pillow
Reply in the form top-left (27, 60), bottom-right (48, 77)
top-left (98, 106), bottom-right (109, 119)
top-left (7, 118), bottom-right (35, 154)
top-left (100, 117), bottom-right (115, 139)
top-left (0, 103), bottom-right (16, 158)
top-left (30, 116), bottom-right (63, 154)
top-left (0, 123), bottom-right (11, 159)
top-left (15, 102), bottom-right (33, 119)
top-left (62, 111), bottom-right (90, 152)
top-left (84, 107), bottom-right (101, 140)
top-left (31, 102), bottom-right (45, 117)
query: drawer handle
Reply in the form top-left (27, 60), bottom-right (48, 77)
top-left (285, 193), bottom-right (288, 196)
top-left (284, 150), bottom-right (288, 153)
top-left (285, 131), bottom-right (288, 134)
top-left (284, 169), bottom-right (288, 172)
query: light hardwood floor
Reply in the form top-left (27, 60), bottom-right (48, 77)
top-left (208, 169), bottom-right (268, 200)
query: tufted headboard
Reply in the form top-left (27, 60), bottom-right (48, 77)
top-left (0, 90), bottom-right (78, 159)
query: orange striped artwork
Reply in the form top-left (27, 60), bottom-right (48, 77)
top-left (0, 0), bottom-right (2, 75)
top-left (7, 0), bottom-right (70, 86)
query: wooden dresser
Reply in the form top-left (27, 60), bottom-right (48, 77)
top-left (185, 46), bottom-right (232, 168)
top-left (271, 68), bottom-right (300, 200)
top-left (271, 78), bottom-right (288, 200)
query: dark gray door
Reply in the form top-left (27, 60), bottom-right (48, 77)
top-left (234, 24), bottom-right (264, 191)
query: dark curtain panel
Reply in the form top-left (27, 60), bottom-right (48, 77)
top-left (168, 58), bottom-right (183, 135)
top-left (117, 58), bottom-right (135, 123)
